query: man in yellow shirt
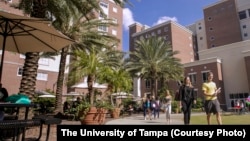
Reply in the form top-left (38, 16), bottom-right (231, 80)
top-left (202, 72), bottom-right (222, 125)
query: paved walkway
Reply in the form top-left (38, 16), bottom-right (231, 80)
top-left (105, 112), bottom-right (208, 125)
top-left (23, 112), bottom-right (206, 141)
top-left (104, 112), bottom-right (207, 125)
top-left (105, 113), bottom-right (184, 125)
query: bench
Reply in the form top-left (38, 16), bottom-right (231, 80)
top-left (33, 115), bottom-right (62, 141)
top-left (0, 119), bottom-right (42, 141)
top-left (0, 116), bottom-right (62, 141)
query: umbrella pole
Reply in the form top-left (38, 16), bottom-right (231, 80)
top-left (0, 22), bottom-right (8, 89)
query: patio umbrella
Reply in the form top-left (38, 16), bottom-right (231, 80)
top-left (63, 91), bottom-right (82, 96)
top-left (111, 92), bottom-right (133, 105)
top-left (111, 92), bottom-right (132, 97)
top-left (38, 94), bottom-right (55, 98)
top-left (0, 11), bottom-right (74, 87)
top-left (35, 90), bottom-right (51, 95)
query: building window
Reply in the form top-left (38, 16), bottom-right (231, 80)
top-left (239, 11), bottom-right (247, 20)
top-left (208, 17), bottom-right (212, 21)
top-left (113, 7), bottom-right (117, 13)
top-left (145, 79), bottom-right (151, 89)
top-left (100, 2), bottom-right (108, 8)
top-left (98, 25), bottom-right (108, 32)
top-left (5, 0), bottom-right (12, 3)
top-left (151, 32), bottom-right (155, 36)
top-left (244, 33), bottom-right (248, 37)
top-left (39, 58), bottom-right (49, 66)
top-left (209, 27), bottom-right (213, 31)
top-left (198, 26), bottom-right (202, 30)
top-left (210, 36), bottom-right (215, 41)
top-left (242, 25), bottom-right (246, 29)
top-left (163, 35), bottom-right (169, 40)
top-left (157, 29), bottom-right (161, 34)
top-left (188, 73), bottom-right (197, 84)
top-left (220, 7), bottom-right (225, 11)
top-left (202, 71), bottom-right (210, 82)
top-left (229, 93), bottom-right (249, 106)
top-left (211, 44), bottom-right (215, 48)
top-left (228, 4), bottom-right (233, 9)
top-left (200, 37), bottom-right (203, 40)
top-left (17, 67), bottom-right (23, 76)
top-left (112, 29), bottom-right (117, 35)
top-left (99, 12), bottom-right (107, 19)
top-left (164, 27), bottom-right (168, 32)
top-left (37, 72), bottom-right (48, 81)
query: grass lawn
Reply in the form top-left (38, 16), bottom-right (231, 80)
top-left (190, 113), bottom-right (250, 125)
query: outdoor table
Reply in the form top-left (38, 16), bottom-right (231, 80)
top-left (0, 103), bottom-right (34, 141)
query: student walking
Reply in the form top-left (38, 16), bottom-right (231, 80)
top-left (164, 90), bottom-right (172, 124)
top-left (179, 76), bottom-right (197, 125)
top-left (143, 97), bottom-right (152, 120)
top-left (142, 98), bottom-right (147, 120)
top-left (202, 71), bottom-right (222, 125)
top-left (154, 97), bottom-right (161, 119)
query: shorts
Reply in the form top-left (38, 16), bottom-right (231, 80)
top-left (204, 99), bottom-right (220, 115)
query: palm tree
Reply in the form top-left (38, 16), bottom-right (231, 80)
top-left (97, 51), bottom-right (132, 98)
top-left (125, 36), bottom-right (183, 98)
top-left (52, 0), bottom-right (130, 113)
top-left (18, 0), bottom-right (131, 112)
top-left (68, 47), bottom-right (122, 106)
top-left (18, 0), bottom-right (47, 96)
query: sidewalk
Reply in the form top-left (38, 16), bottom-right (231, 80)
top-left (105, 113), bottom-right (184, 125)
top-left (24, 112), bottom-right (205, 141)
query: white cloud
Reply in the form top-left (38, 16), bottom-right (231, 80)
top-left (153, 16), bottom-right (178, 26)
top-left (123, 8), bottom-right (135, 31)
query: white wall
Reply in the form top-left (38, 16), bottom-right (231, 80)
top-left (199, 40), bottom-right (250, 106)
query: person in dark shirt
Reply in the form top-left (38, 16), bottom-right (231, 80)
top-left (179, 76), bottom-right (197, 125)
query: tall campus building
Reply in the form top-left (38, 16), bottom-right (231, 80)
top-left (0, 0), bottom-right (123, 95)
top-left (130, 0), bottom-right (250, 110)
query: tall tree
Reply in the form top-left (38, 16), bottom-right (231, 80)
top-left (19, 0), bottom-right (131, 113)
top-left (125, 36), bottom-right (183, 97)
top-left (52, 0), bottom-right (131, 113)
top-left (68, 47), bottom-right (122, 106)
top-left (19, 0), bottom-right (47, 96)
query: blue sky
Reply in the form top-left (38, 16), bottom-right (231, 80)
top-left (122, 0), bottom-right (219, 52)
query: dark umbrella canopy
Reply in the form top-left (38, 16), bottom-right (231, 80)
top-left (0, 11), bottom-right (74, 87)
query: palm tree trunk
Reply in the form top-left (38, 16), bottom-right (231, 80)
top-left (19, 52), bottom-right (40, 97)
top-left (87, 75), bottom-right (95, 106)
top-left (151, 79), bottom-right (155, 97)
top-left (54, 47), bottom-right (69, 113)
top-left (18, 0), bottom-right (46, 119)
top-left (19, 0), bottom-right (46, 97)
